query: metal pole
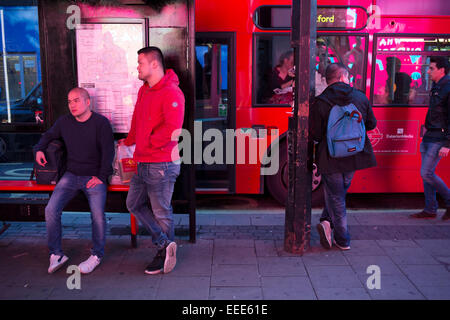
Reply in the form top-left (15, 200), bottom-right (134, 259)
top-left (284, 0), bottom-right (317, 254)
top-left (0, 10), bottom-right (11, 123)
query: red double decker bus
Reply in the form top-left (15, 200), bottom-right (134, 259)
top-left (194, 0), bottom-right (450, 205)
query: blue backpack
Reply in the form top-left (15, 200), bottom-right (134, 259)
top-left (327, 103), bottom-right (365, 158)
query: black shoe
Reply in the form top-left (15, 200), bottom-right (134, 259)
top-left (410, 211), bottom-right (437, 219)
top-left (443, 208), bottom-right (450, 221)
top-left (145, 250), bottom-right (165, 275)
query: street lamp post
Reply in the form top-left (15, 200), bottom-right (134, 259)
top-left (284, 0), bottom-right (317, 254)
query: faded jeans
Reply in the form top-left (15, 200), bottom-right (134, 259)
top-left (126, 162), bottom-right (180, 250)
top-left (45, 172), bottom-right (107, 258)
top-left (320, 171), bottom-right (354, 247)
top-left (420, 141), bottom-right (450, 213)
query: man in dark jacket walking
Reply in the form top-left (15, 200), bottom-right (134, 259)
top-left (311, 63), bottom-right (377, 250)
top-left (410, 56), bottom-right (450, 220)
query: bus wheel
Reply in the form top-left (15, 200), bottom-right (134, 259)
top-left (266, 141), bottom-right (324, 207)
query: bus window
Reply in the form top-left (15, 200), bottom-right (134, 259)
top-left (254, 34), bottom-right (366, 105)
top-left (0, 5), bottom-right (42, 124)
top-left (372, 36), bottom-right (450, 106)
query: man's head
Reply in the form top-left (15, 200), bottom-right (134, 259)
top-left (68, 87), bottom-right (91, 120)
top-left (278, 50), bottom-right (294, 69)
top-left (137, 46), bottom-right (166, 84)
top-left (325, 63), bottom-right (349, 85)
top-left (428, 56), bottom-right (449, 83)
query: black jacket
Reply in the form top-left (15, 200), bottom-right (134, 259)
top-left (423, 75), bottom-right (450, 147)
top-left (310, 82), bottom-right (377, 174)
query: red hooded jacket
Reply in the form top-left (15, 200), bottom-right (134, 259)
top-left (124, 69), bottom-right (185, 163)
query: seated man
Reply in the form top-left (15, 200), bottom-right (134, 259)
top-left (34, 87), bottom-right (114, 274)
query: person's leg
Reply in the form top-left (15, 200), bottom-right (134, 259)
top-left (82, 178), bottom-right (107, 259)
top-left (420, 142), bottom-right (450, 211)
top-left (321, 172), bottom-right (353, 248)
top-left (45, 172), bottom-right (79, 256)
top-left (145, 162), bottom-right (180, 243)
top-left (126, 166), bottom-right (170, 248)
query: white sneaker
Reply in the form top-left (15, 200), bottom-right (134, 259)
top-left (163, 241), bottom-right (177, 274)
top-left (333, 240), bottom-right (351, 251)
top-left (317, 220), bottom-right (332, 249)
top-left (78, 255), bottom-right (101, 274)
top-left (48, 254), bottom-right (69, 274)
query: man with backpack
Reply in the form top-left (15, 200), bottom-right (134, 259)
top-left (310, 63), bottom-right (377, 250)
top-left (34, 87), bottom-right (115, 274)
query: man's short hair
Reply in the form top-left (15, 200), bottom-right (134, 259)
top-left (430, 56), bottom-right (450, 75)
top-left (137, 46), bottom-right (166, 73)
top-left (69, 87), bottom-right (90, 101)
top-left (325, 63), bottom-right (349, 84)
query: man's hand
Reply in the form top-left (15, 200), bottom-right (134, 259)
top-left (86, 176), bottom-right (103, 189)
top-left (36, 151), bottom-right (47, 167)
top-left (439, 147), bottom-right (450, 158)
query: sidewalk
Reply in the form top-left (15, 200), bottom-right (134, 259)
top-left (0, 209), bottom-right (450, 300)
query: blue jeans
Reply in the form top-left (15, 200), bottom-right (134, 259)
top-left (420, 141), bottom-right (450, 213)
top-left (126, 162), bottom-right (180, 250)
top-left (320, 171), bottom-right (354, 247)
top-left (45, 172), bottom-right (107, 258)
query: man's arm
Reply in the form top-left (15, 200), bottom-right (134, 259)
top-left (309, 100), bottom-right (323, 143)
top-left (438, 91), bottom-right (450, 157)
top-left (33, 118), bottom-right (63, 166)
top-left (149, 90), bottom-right (185, 150)
top-left (97, 118), bottom-right (115, 185)
top-left (364, 100), bottom-right (377, 132)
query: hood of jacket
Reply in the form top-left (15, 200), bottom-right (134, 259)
top-left (144, 69), bottom-right (180, 91)
top-left (317, 82), bottom-right (354, 106)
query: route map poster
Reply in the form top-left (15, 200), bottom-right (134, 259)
top-left (76, 23), bottom-right (144, 133)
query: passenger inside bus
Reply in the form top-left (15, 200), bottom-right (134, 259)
top-left (386, 56), bottom-right (413, 104)
top-left (265, 50), bottom-right (295, 104)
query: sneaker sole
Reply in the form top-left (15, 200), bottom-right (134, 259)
top-left (163, 242), bottom-right (177, 274)
top-left (333, 241), bottom-right (351, 251)
top-left (317, 224), bottom-right (332, 249)
top-left (145, 268), bottom-right (163, 275)
top-left (48, 256), bottom-right (69, 274)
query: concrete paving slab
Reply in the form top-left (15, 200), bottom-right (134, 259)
top-left (306, 265), bottom-right (364, 289)
top-left (399, 265), bottom-right (450, 287)
top-left (209, 287), bottom-right (263, 300)
top-left (376, 239), bottom-right (420, 247)
top-left (341, 240), bottom-right (386, 256)
top-left (257, 257), bottom-right (306, 277)
top-left (360, 274), bottom-right (425, 300)
top-left (345, 255), bottom-right (403, 276)
top-left (414, 239), bottom-right (450, 257)
top-left (254, 240), bottom-right (278, 257)
top-left (215, 215), bottom-right (251, 226)
top-left (417, 286), bottom-right (450, 300)
top-left (314, 287), bottom-right (371, 300)
top-left (302, 250), bottom-right (349, 266)
top-left (251, 215), bottom-right (284, 226)
top-left (211, 264), bottom-right (260, 287)
top-left (213, 246), bottom-right (257, 265)
top-left (214, 239), bottom-right (254, 248)
top-left (383, 247), bottom-right (440, 265)
top-left (156, 276), bottom-right (210, 300)
top-left (261, 276), bottom-right (316, 300)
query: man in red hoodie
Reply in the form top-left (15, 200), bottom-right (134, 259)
top-left (120, 46), bottom-right (184, 275)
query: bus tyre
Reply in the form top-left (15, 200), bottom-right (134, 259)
top-left (266, 141), bottom-right (324, 207)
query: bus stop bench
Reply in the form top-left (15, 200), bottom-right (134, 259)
top-left (0, 180), bottom-right (190, 248)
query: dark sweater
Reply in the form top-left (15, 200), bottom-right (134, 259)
top-left (34, 112), bottom-right (114, 184)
